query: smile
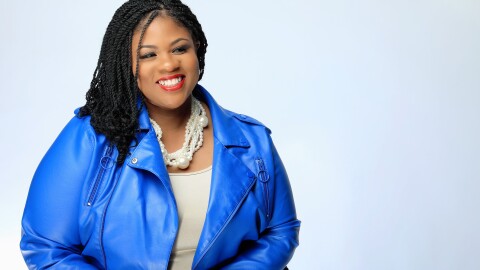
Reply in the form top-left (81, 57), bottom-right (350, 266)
top-left (156, 75), bottom-right (185, 91)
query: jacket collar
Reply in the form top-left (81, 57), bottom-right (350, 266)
top-left (137, 84), bottom-right (250, 149)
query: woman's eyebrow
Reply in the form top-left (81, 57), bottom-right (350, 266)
top-left (170, 37), bottom-right (189, 46)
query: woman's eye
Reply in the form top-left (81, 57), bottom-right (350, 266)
top-left (172, 45), bottom-right (189, 54)
top-left (139, 52), bottom-right (156, 59)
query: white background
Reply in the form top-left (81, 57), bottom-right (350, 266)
top-left (1, 0), bottom-right (479, 269)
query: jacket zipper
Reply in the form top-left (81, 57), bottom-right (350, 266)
top-left (193, 171), bottom-right (257, 270)
top-left (87, 145), bottom-right (113, 206)
top-left (256, 158), bottom-right (271, 220)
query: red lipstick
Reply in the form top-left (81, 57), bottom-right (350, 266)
top-left (156, 74), bottom-right (185, 92)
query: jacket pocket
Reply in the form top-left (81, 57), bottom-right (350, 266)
top-left (255, 158), bottom-right (271, 221)
top-left (87, 145), bottom-right (114, 206)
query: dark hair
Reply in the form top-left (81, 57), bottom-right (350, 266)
top-left (79, 0), bottom-right (208, 164)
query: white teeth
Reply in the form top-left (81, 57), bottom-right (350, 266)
top-left (159, 77), bottom-right (182, 86)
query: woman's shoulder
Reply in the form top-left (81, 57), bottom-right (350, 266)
top-left (223, 109), bottom-right (272, 133)
top-left (221, 109), bottom-right (275, 150)
top-left (230, 111), bottom-right (271, 132)
top-left (51, 108), bottom-right (105, 151)
top-left (68, 107), bottom-right (96, 138)
top-left (196, 85), bottom-right (271, 133)
top-left (196, 85), bottom-right (274, 146)
top-left (32, 108), bottom-right (108, 188)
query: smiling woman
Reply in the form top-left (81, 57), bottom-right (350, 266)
top-left (133, 14), bottom-right (200, 113)
top-left (19, 0), bottom-right (300, 269)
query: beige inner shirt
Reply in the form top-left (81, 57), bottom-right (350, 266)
top-left (168, 166), bottom-right (212, 270)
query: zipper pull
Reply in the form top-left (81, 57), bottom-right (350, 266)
top-left (255, 158), bottom-right (271, 220)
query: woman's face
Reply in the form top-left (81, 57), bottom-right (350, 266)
top-left (131, 15), bottom-right (199, 112)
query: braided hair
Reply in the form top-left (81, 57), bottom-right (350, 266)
top-left (79, 0), bottom-right (208, 164)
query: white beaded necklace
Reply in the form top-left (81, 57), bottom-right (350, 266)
top-left (149, 96), bottom-right (209, 169)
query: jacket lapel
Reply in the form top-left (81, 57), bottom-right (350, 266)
top-left (127, 106), bottom-right (174, 198)
top-left (192, 86), bottom-right (257, 267)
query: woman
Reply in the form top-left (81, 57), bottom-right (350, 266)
top-left (20, 0), bottom-right (300, 269)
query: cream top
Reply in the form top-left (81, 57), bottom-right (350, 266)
top-left (168, 166), bottom-right (212, 270)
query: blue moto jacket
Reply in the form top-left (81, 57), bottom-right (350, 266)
top-left (20, 86), bottom-right (300, 269)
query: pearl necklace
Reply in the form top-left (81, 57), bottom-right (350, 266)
top-left (149, 96), bottom-right (209, 169)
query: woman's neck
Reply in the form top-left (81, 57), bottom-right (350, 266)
top-left (145, 97), bottom-right (192, 152)
top-left (146, 97), bottom-right (192, 131)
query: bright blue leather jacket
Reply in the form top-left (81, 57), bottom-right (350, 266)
top-left (21, 86), bottom-right (300, 269)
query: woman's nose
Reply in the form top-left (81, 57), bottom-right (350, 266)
top-left (159, 54), bottom-right (179, 72)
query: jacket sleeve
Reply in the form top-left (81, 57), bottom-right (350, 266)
top-left (20, 116), bottom-right (100, 269)
top-left (223, 141), bottom-right (301, 270)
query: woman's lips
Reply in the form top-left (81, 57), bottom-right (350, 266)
top-left (156, 74), bottom-right (185, 91)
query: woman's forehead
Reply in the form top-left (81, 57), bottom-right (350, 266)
top-left (133, 15), bottom-right (193, 44)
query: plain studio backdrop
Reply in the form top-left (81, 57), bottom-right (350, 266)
top-left (1, 0), bottom-right (479, 269)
